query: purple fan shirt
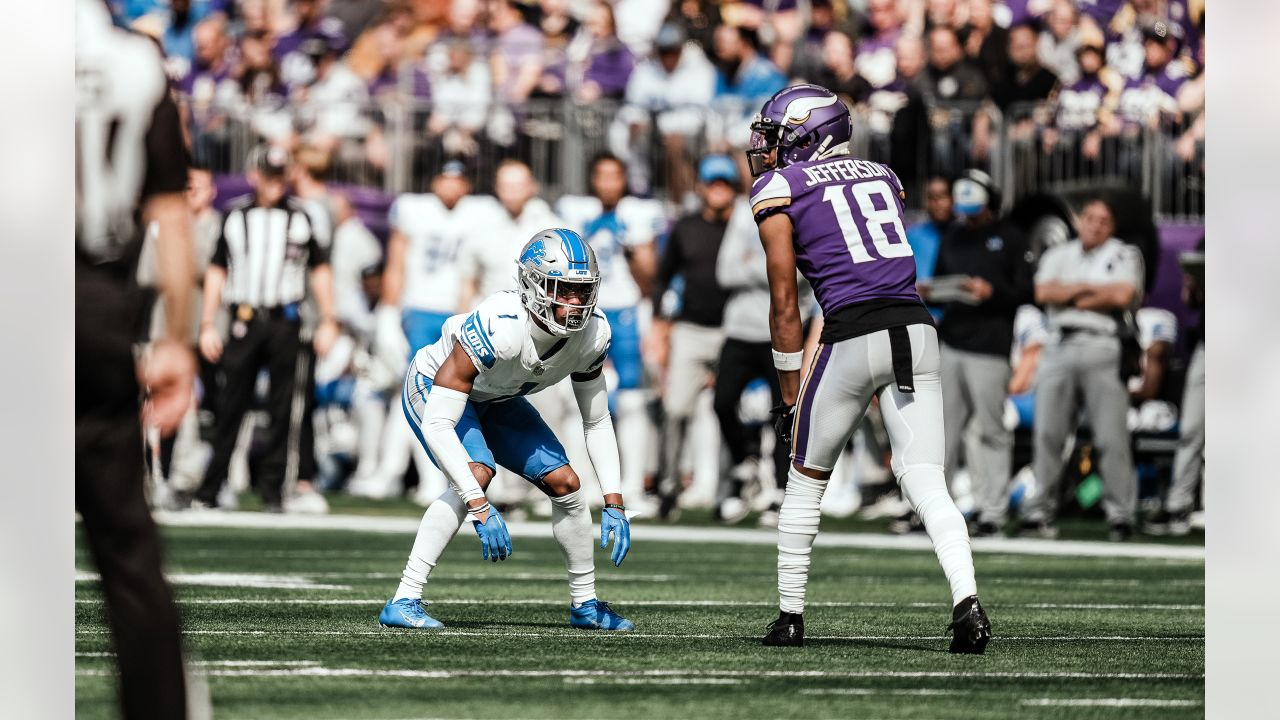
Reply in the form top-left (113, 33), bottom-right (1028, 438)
top-left (273, 19), bottom-right (348, 90)
top-left (1055, 74), bottom-right (1111, 130)
top-left (751, 157), bottom-right (918, 314)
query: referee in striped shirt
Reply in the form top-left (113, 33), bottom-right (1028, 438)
top-left (195, 145), bottom-right (339, 512)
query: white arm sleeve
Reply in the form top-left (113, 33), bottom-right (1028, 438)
top-left (420, 386), bottom-right (486, 503)
top-left (572, 372), bottom-right (622, 498)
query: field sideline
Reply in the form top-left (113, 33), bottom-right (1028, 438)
top-left (75, 514), bottom-right (1204, 719)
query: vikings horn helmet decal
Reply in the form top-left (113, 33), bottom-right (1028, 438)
top-left (746, 84), bottom-right (853, 177)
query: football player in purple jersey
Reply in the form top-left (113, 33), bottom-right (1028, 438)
top-left (746, 84), bottom-right (990, 652)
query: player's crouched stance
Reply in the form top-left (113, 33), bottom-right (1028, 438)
top-left (379, 229), bottom-right (633, 632)
top-left (745, 85), bottom-right (990, 653)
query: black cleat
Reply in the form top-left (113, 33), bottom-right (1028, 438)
top-left (889, 511), bottom-right (925, 535)
top-left (948, 595), bottom-right (992, 654)
top-left (762, 611), bottom-right (805, 647)
top-left (969, 520), bottom-right (1002, 538)
top-left (1108, 522), bottom-right (1134, 542)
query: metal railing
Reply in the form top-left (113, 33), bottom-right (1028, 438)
top-left (179, 92), bottom-right (1203, 221)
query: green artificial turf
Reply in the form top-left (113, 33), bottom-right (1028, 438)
top-left (75, 526), bottom-right (1204, 719)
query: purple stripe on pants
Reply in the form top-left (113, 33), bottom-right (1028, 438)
top-left (793, 343), bottom-right (833, 462)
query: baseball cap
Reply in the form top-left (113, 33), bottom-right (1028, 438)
top-left (248, 144), bottom-right (290, 177)
top-left (952, 169), bottom-right (999, 218)
top-left (300, 32), bottom-right (344, 60)
top-left (438, 159), bottom-right (468, 178)
top-left (698, 154), bottom-right (739, 185)
top-left (655, 23), bottom-right (687, 52)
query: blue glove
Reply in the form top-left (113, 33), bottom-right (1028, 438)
top-left (472, 504), bottom-right (512, 562)
top-left (600, 507), bottom-right (630, 567)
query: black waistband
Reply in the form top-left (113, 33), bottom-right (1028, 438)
top-left (819, 298), bottom-right (935, 345)
top-left (1059, 326), bottom-right (1115, 339)
top-left (227, 302), bottom-right (301, 321)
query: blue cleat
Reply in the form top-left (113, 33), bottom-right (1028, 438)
top-left (569, 599), bottom-right (634, 631)
top-left (378, 598), bottom-right (444, 629)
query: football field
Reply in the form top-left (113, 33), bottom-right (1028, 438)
top-left (75, 511), bottom-right (1204, 719)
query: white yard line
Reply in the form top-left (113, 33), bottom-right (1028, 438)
top-left (74, 629), bottom-right (1203, 641)
top-left (74, 570), bottom-right (349, 591)
top-left (563, 678), bottom-right (745, 685)
top-left (151, 511), bottom-right (1205, 561)
top-left (1021, 698), bottom-right (1201, 707)
top-left (73, 598), bottom-right (1204, 611)
top-left (74, 666), bottom-right (1203, 680)
top-left (799, 689), bottom-right (969, 696)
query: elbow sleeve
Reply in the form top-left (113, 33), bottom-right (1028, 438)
top-left (574, 374), bottom-right (623, 497)
top-left (420, 386), bottom-right (486, 502)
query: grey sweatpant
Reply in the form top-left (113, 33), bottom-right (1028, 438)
top-left (941, 344), bottom-right (1014, 524)
top-left (1166, 341), bottom-right (1205, 513)
top-left (658, 322), bottom-right (724, 492)
top-left (1025, 335), bottom-right (1138, 525)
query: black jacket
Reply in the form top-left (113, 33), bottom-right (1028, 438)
top-left (934, 218), bottom-right (1035, 357)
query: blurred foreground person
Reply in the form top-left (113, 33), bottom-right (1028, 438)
top-left (76, 0), bottom-right (204, 715)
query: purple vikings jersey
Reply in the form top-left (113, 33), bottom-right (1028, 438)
top-left (751, 157), bottom-right (918, 314)
top-left (1055, 75), bottom-right (1114, 130)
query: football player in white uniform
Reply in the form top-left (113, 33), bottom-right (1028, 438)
top-left (379, 229), bottom-right (634, 631)
top-left (556, 153), bottom-right (666, 508)
top-left (356, 162), bottom-right (497, 502)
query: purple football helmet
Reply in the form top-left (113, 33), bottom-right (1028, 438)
top-left (746, 84), bottom-right (853, 177)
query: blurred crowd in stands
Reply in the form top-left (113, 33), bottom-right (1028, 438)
top-left (120, 0), bottom-right (1205, 213)
top-left (123, 0), bottom-right (1206, 539)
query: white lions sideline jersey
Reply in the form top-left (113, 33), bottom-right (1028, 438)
top-left (391, 193), bottom-right (499, 313)
top-left (1135, 307), bottom-right (1178, 351)
top-left (409, 291), bottom-right (612, 403)
top-left (556, 195), bottom-right (666, 310)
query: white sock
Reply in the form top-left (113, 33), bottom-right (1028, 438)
top-left (777, 467), bottom-right (827, 614)
top-left (394, 491), bottom-right (467, 600)
top-left (549, 489), bottom-right (596, 605)
top-left (900, 464), bottom-right (978, 606)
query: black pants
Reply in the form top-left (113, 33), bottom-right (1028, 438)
top-left (713, 338), bottom-right (791, 497)
top-left (76, 262), bottom-right (187, 719)
top-left (196, 313), bottom-right (305, 506)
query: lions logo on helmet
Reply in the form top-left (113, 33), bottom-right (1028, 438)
top-left (516, 229), bottom-right (600, 337)
top-left (746, 84), bottom-right (853, 177)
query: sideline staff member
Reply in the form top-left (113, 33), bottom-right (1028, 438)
top-left (1021, 198), bottom-right (1143, 541)
top-left (195, 146), bottom-right (339, 512)
top-left (921, 170), bottom-right (1034, 536)
top-left (76, 0), bottom-right (197, 714)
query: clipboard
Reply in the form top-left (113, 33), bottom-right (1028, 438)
top-left (924, 274), bottom-right (980, 305)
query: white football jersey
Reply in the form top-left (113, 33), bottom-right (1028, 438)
top-left (1010, 304), bottom-right (1050, 366)
top-left (410, 291), bottom-right (611, 403)
top-left (1135, 306), bottom-right (1178, 351)
top-left (556, 195), bottom-right (667, 310)
top-left (1127, 307), bottom-right (1179, 395)
top-left (457, 198), bottom-right (563, 304)
top-left (391, 193), bottom-right (498, 313)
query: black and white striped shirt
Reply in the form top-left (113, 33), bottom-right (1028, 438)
top-left (211, 195), bottom-right (330, 307)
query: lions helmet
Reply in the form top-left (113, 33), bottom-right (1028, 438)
top-left (515, 229), bottom-right (600, 336)
top-left (746, 84), bottom-right (853, 177)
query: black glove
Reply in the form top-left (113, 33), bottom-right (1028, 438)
top-left (770, 402), bottom-right (796, 448)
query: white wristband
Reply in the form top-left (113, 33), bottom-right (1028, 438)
top-left (772, 348), bottom-right (804, 371)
